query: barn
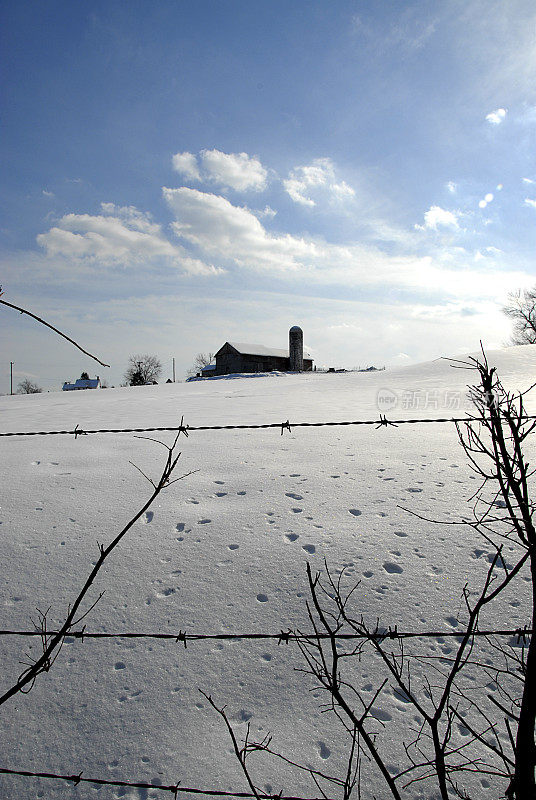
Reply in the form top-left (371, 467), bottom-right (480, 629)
top-left (213, 328), bottom-right (313, 376)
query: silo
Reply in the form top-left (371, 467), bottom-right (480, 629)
top-left (289, 326), bottom-right (304, 372)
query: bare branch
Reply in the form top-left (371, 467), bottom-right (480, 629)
top-left (0, 296), bottom-right (110, 367)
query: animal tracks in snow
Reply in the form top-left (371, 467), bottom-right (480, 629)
top-left (383, 561), bottom-right (403, 574)
top-left (316, 741), bottom-right (331, 759)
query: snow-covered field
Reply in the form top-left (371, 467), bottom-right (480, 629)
top-left (1, 346), bottom-right (535, 800)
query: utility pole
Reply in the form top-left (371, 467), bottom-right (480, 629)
top-left (10, 361), bottom-right (13, 395)
top-left (172, 357), bottom-right (176, 383)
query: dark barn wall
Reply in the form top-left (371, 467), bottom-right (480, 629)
top-left (215, 350), bottom-right (289, 375)
top-left (214, 343), bottom-right (313, 375)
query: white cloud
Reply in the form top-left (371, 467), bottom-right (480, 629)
top-left (172, 152), bottom-right (200, 181)
top-left (164, 186), bottom-right (315, 271)
top-left (42, 190), bottom-right (55, 198)
top-left (37, 205), bottom-right (222, 276)
top-left (525, 198), bottom-right (536, 209)
top-left (417, 206), bottom-right (459, 230)
top-left (163, 186), bottom-right (529, 302)
top-left (331, 180), bottom-right (356, 200)
top-left (100, 202), bottom-right (161, 234)
top-left (479, 192), bottom-right (495, 209)
top-left (252, 205), bottom-right (277, 220)
top-left (284, 158), bottom-right (355, 207)
top-left (199, 150), bottom-right (267, 192)
top-left (446, 181), bottom-right (457, 194)
top-left (523, 177), bottom-right (535, 184)
top-left (172, 149), bottom-right (267, 192)
top-left (486, 107), bottom-right (507, 125)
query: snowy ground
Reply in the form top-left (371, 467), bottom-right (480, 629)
top-left (1, 346), bottom-right (535, 800)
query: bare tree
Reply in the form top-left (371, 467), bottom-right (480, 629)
top-left (205, 351), bottom-right (536, 800)
top-left (16, 378), bottom-right (42, 394)
top-left (187, 352), bottom-right (215, 377)
top-left (503, 288), bottom-right (536, 345)
top-left (124, 354), bottom-right (163, 386)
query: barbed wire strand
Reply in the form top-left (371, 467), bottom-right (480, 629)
top-left (3, 414), bottom-right (536, 439)
top-left (0, 766), bottom-right (330, 799)
top-left (0, 626), bottom-right (531, 643)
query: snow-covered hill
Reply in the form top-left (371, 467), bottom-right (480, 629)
top-left (1, 346), bottom-right (535, 799)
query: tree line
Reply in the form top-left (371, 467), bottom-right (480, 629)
top-left (12, 288), bottom-right (536, 395)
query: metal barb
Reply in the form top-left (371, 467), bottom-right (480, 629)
top-left (178, 415), bottom-right (189, 437)
top-left (376, 414), bottom-right (397, 429)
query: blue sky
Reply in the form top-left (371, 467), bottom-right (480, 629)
top-left (2, 0), bottom-right (536, 390)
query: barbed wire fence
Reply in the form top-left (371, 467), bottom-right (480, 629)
top-left (0, 626), bottom-right (532, 644)
top-left (1, 406), bottom-right (534, 797)
top-left (0, 766), bottom-right (331, 800)
top-left (2, 412), bottom-right (536, 439)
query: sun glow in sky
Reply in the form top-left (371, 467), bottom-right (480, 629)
top-left (2, 0), bottom-right (536, 390)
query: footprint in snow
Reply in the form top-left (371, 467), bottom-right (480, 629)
top-left (302, 544), bottom-right (316, 554)
top-left (144, 511), bottom-right (154, 523)
top-left (285, 492), bottom-right (303, 500)
top-left (215, 492), bottom-right (227, 497)
top-left (316, 741), bottom-right (331, 759)
top-left (291, 507), bottom-right (303, 513)
top-left (176, 523), bottom-right (185, 532)
top-left (256, 594), bottom-right (269, 603)
top-left (233, 709), bottom-right (253, 723)
top-left (155, 587), bottom-right (176, 598)
top-left (197, 518), bottom-right (212, 524)
top-left (371, 707), bottom-right (392, 721)
top-left (393, 687), bottom-right (412, 704)
top-left (406, 488), bottom-right (422, 493)
top-left (383, 562), bottom-right (403, 574)
top-left (285, 534), bottom-right (299, 542)
top-left (349, 509), bottom-right (362, 517)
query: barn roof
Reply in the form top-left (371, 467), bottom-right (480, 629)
top-left (220, 342), bottom-right (312, 359)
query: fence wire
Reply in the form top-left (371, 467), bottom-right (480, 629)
top-left (0, 766), bottom-right (330, 800)
top-left (2, 400), bottom-right (534, 798)
top-left (0, 626), bottom-right (531, 644)
top-left (2, 414), bottom-right (536, 439)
